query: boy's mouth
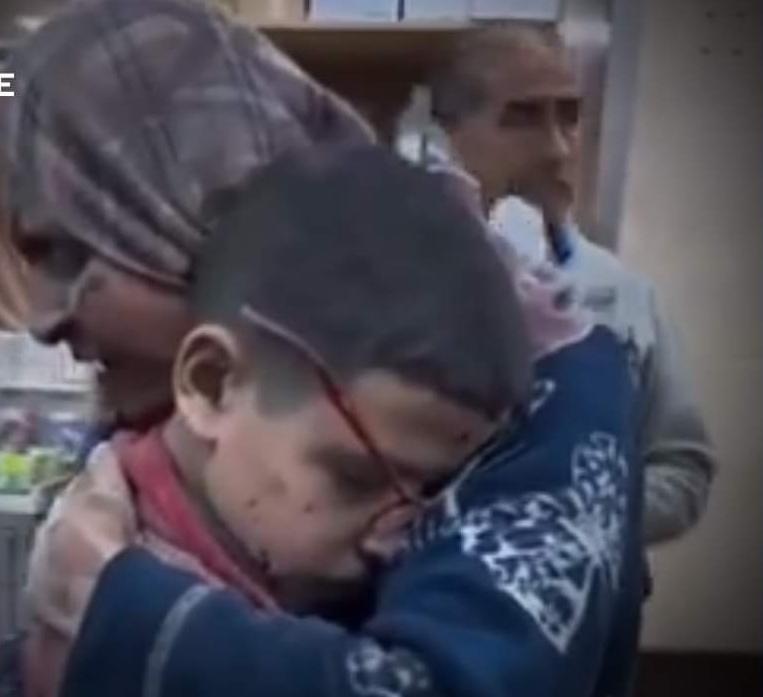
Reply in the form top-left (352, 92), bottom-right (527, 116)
top-left (271, 574), bottom-right (375, 619)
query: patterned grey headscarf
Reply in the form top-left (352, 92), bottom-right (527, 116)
top-left (0, 0), bottom-right (374, 287)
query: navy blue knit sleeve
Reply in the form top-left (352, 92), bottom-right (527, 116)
top-left (361, 328), bottom-right (644, 697)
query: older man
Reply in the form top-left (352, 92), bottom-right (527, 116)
top-left (425, 25), bottom-right (715, 546)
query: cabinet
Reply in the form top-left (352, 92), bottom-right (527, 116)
top-left (259, 21), bottom-right (474, 141)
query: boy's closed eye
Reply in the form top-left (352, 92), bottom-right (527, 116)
top-left (311, 447), bottom-right (440, 503)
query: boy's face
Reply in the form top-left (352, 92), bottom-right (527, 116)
top-left (175, 330), bottom-right (492, 610)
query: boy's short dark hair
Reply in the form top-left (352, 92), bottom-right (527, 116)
top-left (192, 145), bottom-right (531, 419)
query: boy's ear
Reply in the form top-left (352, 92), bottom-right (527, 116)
top-left (173, 324), bottom-right (247, 440)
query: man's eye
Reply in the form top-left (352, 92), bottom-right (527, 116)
top-left (18, 237), bottom-right (90, 281)
top-left (557, 98), bottom-right (581, 128)
top-left (499, 101), bottom-right (544, 129)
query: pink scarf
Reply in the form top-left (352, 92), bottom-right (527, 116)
top-left (23, 433), bottom-right (277, 697)
top-left (116, 429), bottom-right (278, 610)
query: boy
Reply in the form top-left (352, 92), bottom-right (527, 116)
top-left (29, 147), bottom-right (643, 697)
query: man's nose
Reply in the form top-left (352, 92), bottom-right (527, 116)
top-left (545, 120), bottom-right (573, 161)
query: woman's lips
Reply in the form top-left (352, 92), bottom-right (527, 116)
top-left (95, 361), bottom-right (124, 387)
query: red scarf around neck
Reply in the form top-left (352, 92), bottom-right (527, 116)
top-left (116, 429), bottom-right (278, 611)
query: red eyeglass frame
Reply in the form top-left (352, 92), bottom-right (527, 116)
top-left (240, 305), bottom-right (424, 508)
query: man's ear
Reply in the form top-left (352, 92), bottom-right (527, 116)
top-left (359, 502), bottom-right (418, 565)
top-left (173, 324), bottom-right (247, 441)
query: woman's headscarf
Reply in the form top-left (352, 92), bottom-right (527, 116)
top-left (0, 215), bottom-right (28, 329)
top-left (0, 0), bottom-right (374, 287)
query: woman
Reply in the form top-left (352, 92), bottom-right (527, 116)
top-left (1, 0), bottom-right (373, 429)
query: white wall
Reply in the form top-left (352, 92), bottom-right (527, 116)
top-left (617, 0), bottom-right (762, 652)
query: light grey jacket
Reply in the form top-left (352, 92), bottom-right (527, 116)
top-left (493, 199), bottom-right (716, 545)
top-left (410, 127), bottom-right (715, 545)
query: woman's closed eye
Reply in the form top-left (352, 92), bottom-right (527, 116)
top-left (17, 232), bottom-right (91, 282)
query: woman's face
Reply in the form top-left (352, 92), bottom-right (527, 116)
top-left (18, 227), bottom-right (193, 424)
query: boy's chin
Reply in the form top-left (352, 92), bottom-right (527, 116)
top-left (273, 574), bottom-right (376, 625)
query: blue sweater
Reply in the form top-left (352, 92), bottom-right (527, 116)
top-left (61, 327), bottom-right (643, 697)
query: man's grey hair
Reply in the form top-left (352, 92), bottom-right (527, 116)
top-left (429, 23), bottom-right (565, 128)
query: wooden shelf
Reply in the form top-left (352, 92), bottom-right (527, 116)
top-left (258, 20), bottom-right (473, 31)
top-left (260, 21), bottom-right (474, 75)
top-left (251, 17), bottom-right (545, 139)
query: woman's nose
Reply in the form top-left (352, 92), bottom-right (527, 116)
top-left (29, 306), bottom-right (73, 345)
top-left (26, 275), bottom-right (74, 345)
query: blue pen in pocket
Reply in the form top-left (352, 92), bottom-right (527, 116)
top-left (545, 219), bottom-right (574, 266)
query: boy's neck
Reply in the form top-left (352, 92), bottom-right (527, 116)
top-left (162, 417), bottom-right (272, 578)
top-left (162, 416), bottom-right (208, 495)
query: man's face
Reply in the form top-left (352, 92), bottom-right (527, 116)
top-left (195, 369), bottom-right (491, 611)
top-left (450, 44), bottom-right (582, 221)
top-left (17, 226), bottom-right (192, 423)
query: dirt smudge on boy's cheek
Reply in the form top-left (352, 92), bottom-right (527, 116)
top-left (264, 473), bottom-right (289, 498)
